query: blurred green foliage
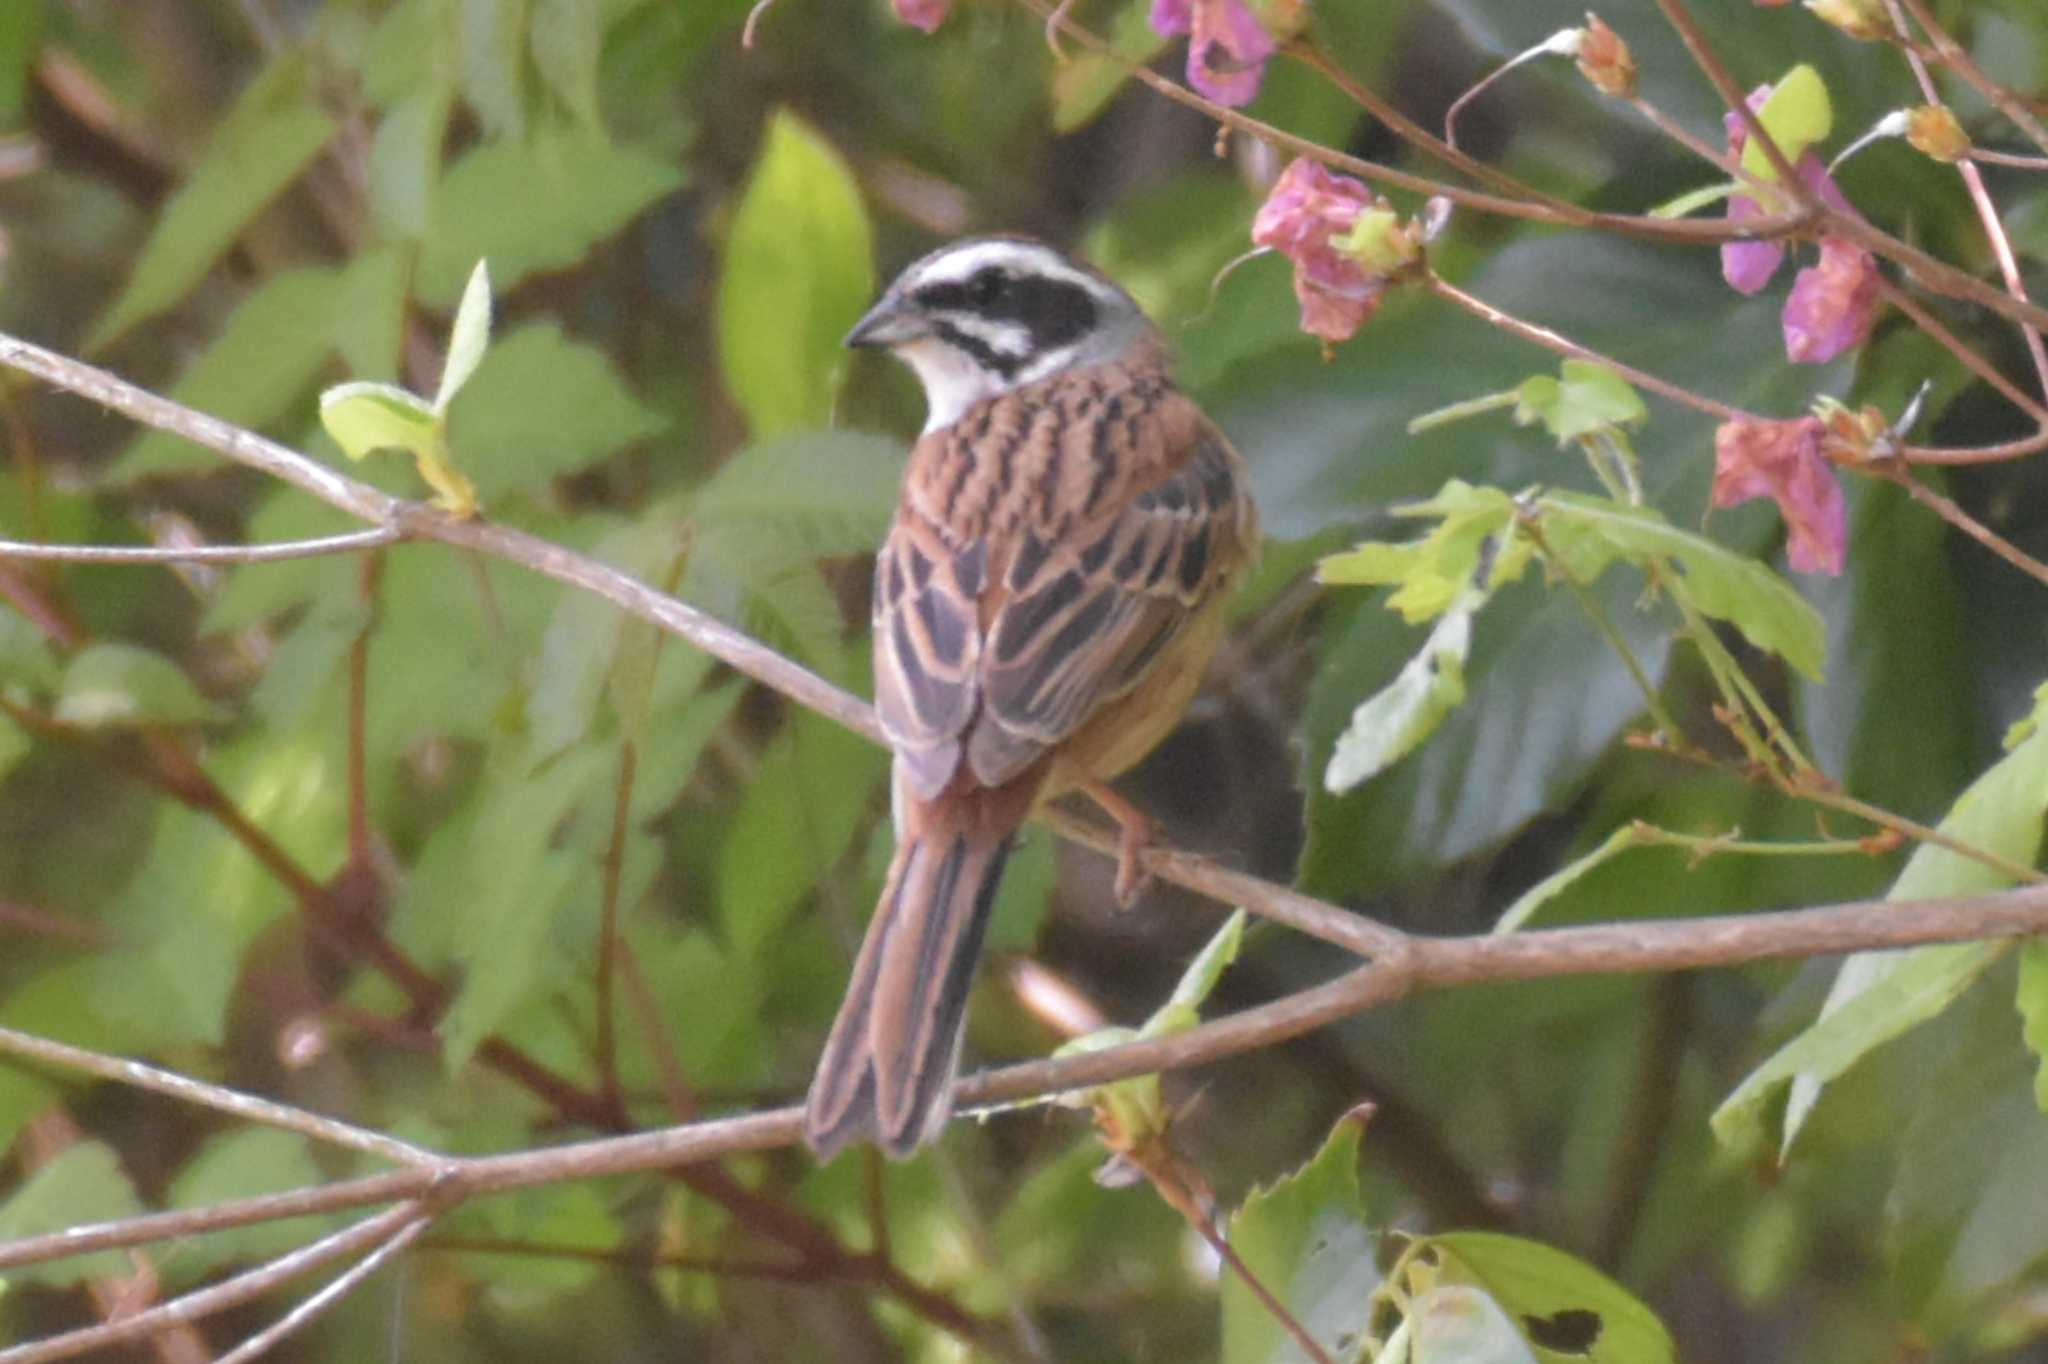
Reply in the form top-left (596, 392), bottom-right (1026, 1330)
top-left (1, 0), bottom-right (2047, 1360)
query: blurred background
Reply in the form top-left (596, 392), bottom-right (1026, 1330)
top-left (3, 0), bottom-right (2048, 1359)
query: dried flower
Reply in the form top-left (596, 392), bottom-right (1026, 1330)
top-left (1906, 104), bottom-right (1971, 162)
top-left (1574, 14), bottom-right (1636, 98)
top-left (1150, 0), bottom-right (1277, 107)
top-left (1252, 157), bottom-right (1389, 342)
top-left (1712, 415), bottom-right (1846, 574)
top-left (1783, 235), bottom-right (1881, 363)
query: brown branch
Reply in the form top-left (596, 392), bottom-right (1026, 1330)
top-left (9, 881), bottom-right (2048, 1280)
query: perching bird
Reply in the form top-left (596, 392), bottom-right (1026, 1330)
top-left (803, 236), bottom-right (1259, 1160)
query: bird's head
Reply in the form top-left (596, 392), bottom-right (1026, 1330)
top-left (846, 236), bottom-right (1149, 431)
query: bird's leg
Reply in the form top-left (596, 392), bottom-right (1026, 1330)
top-left (1079, 780), bottom-right (1157, 909)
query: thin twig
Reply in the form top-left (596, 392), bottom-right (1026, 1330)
top-left (0, 527), bottom-right (398, 564)
top-left (0, 1025), bottom-right (436, 1166)
top-left (1894, 0), bottom-right (2048, 158)
top-left (210, 1214), bottom-right (430, 1364)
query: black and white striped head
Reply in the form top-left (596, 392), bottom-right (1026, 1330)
top-left (845, 236), bottom-right (1149, 432)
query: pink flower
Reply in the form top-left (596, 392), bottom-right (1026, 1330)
top-left (1251, 157), bottom-right (1386, 342)
top-left (1718, 88), bottom-right (1880, 363)
top-left (894, 0), bottom-right (950, 31)
top-left (1150, 0), bottom-right (1276, 107)
top-left (1783, 235), bottom-right (1881, 363)
top-left (1712, 416), bottom-right (1846, 575)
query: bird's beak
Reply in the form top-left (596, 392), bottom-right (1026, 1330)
top-left (844, 294), bottom-right (926, 350)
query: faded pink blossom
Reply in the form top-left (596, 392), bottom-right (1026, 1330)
top-left (1251, 157), bottom-right (1386, 342)
top-left (1718, 86), bottom-right (1880, 362)
top-left (894, 0), bottom-right (950, 31)
top-left (1712, 415), bottom-right (1846, 575)
top-left (1783, 235), bottom-right (1881, 363)
top-left (1150, 0), bottom-right (1275, 107)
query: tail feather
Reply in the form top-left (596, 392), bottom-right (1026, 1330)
top-left (805, 824), bottom-right (1012, 1160)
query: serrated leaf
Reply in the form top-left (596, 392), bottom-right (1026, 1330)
top-left (1714, 688), bottom-right (2048, 1154)
top-left (0, 1141), bottom-right (144, 1287)
top-left (320, 381), bottom-right (439, 462)
top-left (445, 322), bottom-right (666, 500)
top-left (716, 109), bottom-right (873, 437)
top-left (419, 130), bottom-right (683, 305)
top-left (89, 57), bottom-right (336, 350)
top-left (55, 642), bottom-right (216, 728)
top-left (1535, 492), bottom-right (1825, 680)
top-left (1741, 64), bottom-right (1832, 182)
top-left (1325, 592), bottom-right (1475, 793)
top-left (2018, 940), bottom-right (2048, 1113)
top-left (1224, 1110), bottom-right (1380, 1364)
top-left (435, 259), bottom-right (494, 411)
top-left (1424, 1232), bottom-right (1674, 1364)
top-left (115, 268), bottom-right (344, 479)
top-left (1512, 361), bottom-right (1646, 446)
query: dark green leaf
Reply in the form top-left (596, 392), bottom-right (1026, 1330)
top-left (0, 0), bottom-right (42, 126)
top-left (88, 56), bottom-right (336, 349)
top-left (716, 109), bottom-right (873, 437)
top-left (2020, 940), bottom-right (2048, 1113)
top-left (419, 130), bottom-right (683, 304)
top-left (1223, 1109), bottom-right (1380, 1364)
top-left (445, 321), bottom-right (666, 499)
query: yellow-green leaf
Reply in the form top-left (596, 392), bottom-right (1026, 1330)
top-left (1740, 64), bottom-right (1832, 182)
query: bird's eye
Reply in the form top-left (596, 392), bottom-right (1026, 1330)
top-left (967, 269), bottom-right (1008, 308)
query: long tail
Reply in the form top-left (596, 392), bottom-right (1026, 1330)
top-left (804, 810), bottom-right (1014, 1160)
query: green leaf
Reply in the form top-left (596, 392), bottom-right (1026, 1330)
top-left (419, 130), bottom-right (684, 305)
top-left (460, 0), bottom-right (528, 140)
top-left (333, 246), bottom-right (411, 380)
top-left (368, 86), bottom-right (454, 242)
top-left (1741, 64), bottom-right (1832, 182)
top-left (445, 322), bottom-right (667, 500)
top-left (1424, 1232), bottom-right (1676, 1364)
top-left (1511, 361), bottom-right (1647, 446)
top-left (0, 1), bottom-right (43, 127)
top-left (532, 0), bottom-right (604, 132)
top-left (716, 109), bottom-right (874, 437)
top-left (440, 743), bottom-right (614, 1068)
top-left (2019, 940), bottom-right (2048, 1113)
top-left (1714, 687), bottom-right (2048, 1154)
top-left (1051, 0), bottom-right (1169, 132)
top-left (1648, 181), bottom-right (1739, 219)
top-left (0, 1141), bottom-right (144, 1287)
top-left (320, 381), bottom-right (439, 462)
top-left (1492, 824), bottom-right (1636, 935)
top-left (1223, 1108), bottom-right (1380, 1364)
top-left (1315, 482), bottom-right (1522, 623)
top-left (1535, 492), bottom-right (1826, 680)
top-left (435, 259), bottom-right (494, 411)
top-left (1410, 1286), bottom-right (1539, 1364)
top-left (1141, 909), bottom-right (1246, 1039)
top-left (55, 642), bottom-right (216, 728)
top-left (166, 1129), bottom-right (333, 1273)
top-left (88, 56), bottom-right (337, 350)
top-left (115, 268), bottom-right (344, 479)
top-left (1325, 592), bottom-right (1475, 793)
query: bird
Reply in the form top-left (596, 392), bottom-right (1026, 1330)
top-left (803, 235), bottom-right (1260, 1160)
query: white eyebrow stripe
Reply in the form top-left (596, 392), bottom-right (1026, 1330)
top-left (907, 240), bottom-right (1122, 303)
